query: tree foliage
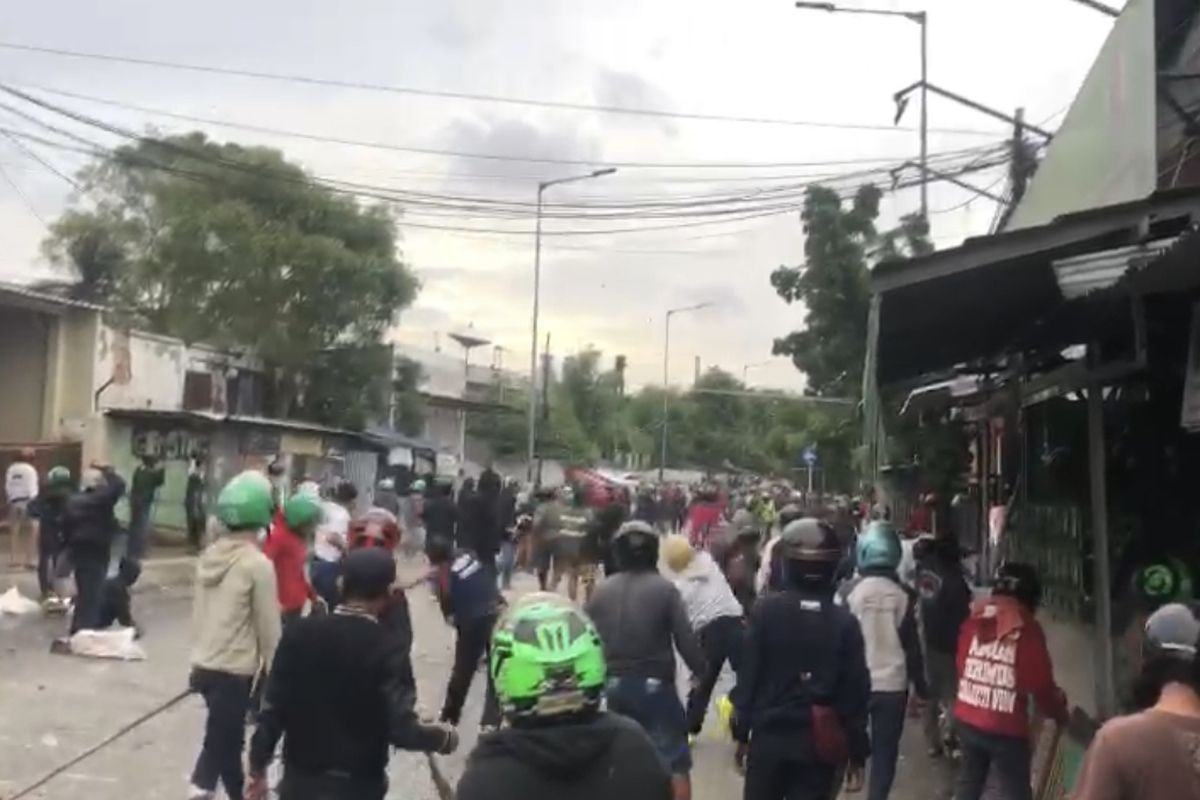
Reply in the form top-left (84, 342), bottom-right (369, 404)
top-left (770, 185), bottom-right (930, 399)
top-left (42, 132), bottom-right (418, 428)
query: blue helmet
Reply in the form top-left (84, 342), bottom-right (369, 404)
top-left (856, 521), bottom-right (901, 571)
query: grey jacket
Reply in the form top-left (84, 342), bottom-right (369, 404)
top-left (586, 570), bottom-right (706, 682)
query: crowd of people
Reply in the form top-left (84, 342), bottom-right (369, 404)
top-left (9, 450), bottom-right (1200, 800)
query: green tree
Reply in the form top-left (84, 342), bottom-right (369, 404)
top-left (770, 185), bottom-right (930, 399)
top-left (43, 132), bottom-right (417, 428)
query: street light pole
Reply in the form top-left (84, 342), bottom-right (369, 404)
top-left (796, 2), bottom-right (929, 221)
top-left (659, 302), bottom-right (713, 482)
top-left (742, 360), bottom-right (771, 384)
top-left (526, 167), bottom-right (617, 485)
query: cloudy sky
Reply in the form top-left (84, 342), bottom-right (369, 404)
top-left (0, 0), bottom-right (1119, 390)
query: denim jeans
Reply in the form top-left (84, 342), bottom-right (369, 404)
top-left (954, 722), bottom-right (1033, 800)
top-left (867, 691), bottom-right (908, 800)
top-left (607, 675), bottom-right (691, 774)
top-left (309, 557), bottom-right (340, 609)
top-left (497, 541), bottom-right (516, 590)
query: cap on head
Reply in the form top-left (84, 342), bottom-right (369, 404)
top-left (341, 548), bottom-right (397, 600)
top-left (662, 534), bottom-right (695, 573)
top-left (1143, 603), bottom-right (1200, 662)
top-left (18, 446), bottom-right (35, 460)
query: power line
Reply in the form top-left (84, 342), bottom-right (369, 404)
top-left (0, 160), bottom-right (45, 225)
top-left (0, 126), bottom-right (79, 189)
top-left (0, 40), bottom-right (1008, 137)
top-left (2, 81), bottom-right (1011, 172)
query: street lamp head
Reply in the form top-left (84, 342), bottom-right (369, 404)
top-left (591, 167), bottom-right (618, 178)
top-left (795, 1), bottom-right (837, 10)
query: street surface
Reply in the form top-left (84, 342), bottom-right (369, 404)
top-left (0, 561), bottom-right (947, 799)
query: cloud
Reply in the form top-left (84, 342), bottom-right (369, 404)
top-left (439, 116), bottom-right (605, 183)
top-left (593, 69), bottom-right (679, 137)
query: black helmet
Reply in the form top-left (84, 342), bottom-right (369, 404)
top-left (778, 517), bottom-right (840, 588)
top-left (777, 503), bottom-right (804, 529)
top-left (612, 520), bottom-right (659, 571)
top-left (993, 562), bottom-right (1042, 611)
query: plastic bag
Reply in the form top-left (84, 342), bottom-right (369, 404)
top-left (67, 627), bottom-right (147, 660)
top-left (0, 586), bottom-right (40, 615)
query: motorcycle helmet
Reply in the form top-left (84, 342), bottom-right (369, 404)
top-left (349, 507), bottom-right (401, 550)
top-left (611, 520), bottom-right (659, 571)
top-left (778, 517), bottom-right (841, 587)
top-left (491, 592), bottom-right (606, 723)
top-left (856, 521), bottom-right (902, 571)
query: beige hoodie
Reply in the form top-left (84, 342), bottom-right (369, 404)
top-left (190, 535), bottom-right (281, 676)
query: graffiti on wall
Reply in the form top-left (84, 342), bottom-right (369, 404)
top-left (132, 427), bottom-right (211, 461)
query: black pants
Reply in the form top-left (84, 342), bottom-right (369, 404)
top-left (743, 731), bottom-right (839, 800)
top-left (867, 691), bottom-right (907, 800)
top-left (190, 668), bottom-right (253, 799)
top-left (37, 534), bottom-right (63, 598)
top-left (279, 769), bottom-right (387, 800)
top-left (97, 579), bottom-right (134, 628)
top-left (685, 615), bottom-right (744, 733)
top-left (186, 508), bottom-right (205, 551)
top-left (70, 546), bottom-right (109, 634)
top-left (441, 613), bottom-right (501, 728)
top-left (954, 722), bottom-right (1033, 800)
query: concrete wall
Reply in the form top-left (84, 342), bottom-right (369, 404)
top-left (424, 404), bottom-right (464, 457)
top-left (0, 308), bottom-right (50, 442)
top-left (95, 327), bottom-right (188, 411)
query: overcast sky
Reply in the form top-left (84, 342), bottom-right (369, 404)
top-left (0, 0), bottom-right (1120, 390)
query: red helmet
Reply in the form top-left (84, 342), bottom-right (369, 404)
top-left (349, 507), bottom-right (401, 551)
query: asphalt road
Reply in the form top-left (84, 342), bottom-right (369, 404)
top-left (0, 564), bottom-right (947, 800)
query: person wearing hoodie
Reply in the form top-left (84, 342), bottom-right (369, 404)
top-left (30, 465), bottom-right (73, 612)
top-left (1074, 603), bottom-right (1200, 800)
top-left (462, 469), bottom-right (503, 575)
top-left (837, 521), bottom-right (927, 800)
top-left (427, 537), bottom-right (504, 731)
top-left (953, 562), bottom-right (1068, 800)
top-left (246, 548), bottom-right (458, 800)
top-left (586, 521), bottom-right (706, 800)
top-left (731, 517), bottom-right (870, 800)
top-left (660, 534), bottom-right (746, 738)
top-left (62, 463), bottom-right (126, 635)
top-left (457, 592), bottom-right (672, 800)
top-left (913, 534), bottom-right (972, 757)
top-left (188, 470), bottom-right (282, 800)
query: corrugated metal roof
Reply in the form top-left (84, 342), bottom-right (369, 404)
top-left (1052, 237), bottom-right (1178, 299)
top-left (0, 279), bottom-right (105, 312)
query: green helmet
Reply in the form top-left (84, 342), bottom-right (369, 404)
top-left (47, 466), bottom-right (72, 487)
top-left (491, 592), bottom-right (606, 722)
top-left (216, 470), bottom-right (274, 530)
top-left (283, 493), bottom-right (322, 530)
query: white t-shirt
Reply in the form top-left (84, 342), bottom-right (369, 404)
top-left (5, 462), bottom-right (38, 502)
top-left (313, 502), bottom-right (351, 562)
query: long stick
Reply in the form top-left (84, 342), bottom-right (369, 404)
top-left (6, 689), bottom-right (192, 800)
top-left (426, 753), bottom-right (455, 800)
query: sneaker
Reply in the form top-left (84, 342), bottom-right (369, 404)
top-left (186, 785), bottom-right (214, 800)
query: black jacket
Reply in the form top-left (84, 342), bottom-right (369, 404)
top-left (730, 587), bottom-right (871, 765)
top-left (460, 490), bottom-right (501, 559)
top-left (456, 712), bottom-right (671, 800)
top-left (915, 552), bottom-right (972, 653)
top-left (249, 609), bottom-right (449, 783)
top-left (63, 470), bottom-right (126, 552)
top-left (30, 487), bottom-right (71, 548)
top-left (422, 495), bottom-right (457, 542)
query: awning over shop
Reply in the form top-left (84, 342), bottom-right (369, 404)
top-left (872, 188), bottom-right (1200, 386)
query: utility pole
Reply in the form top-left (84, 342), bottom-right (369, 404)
top-left (796, 2), bottom-right (929, 220)
top-left (660, 302), bottom-right (714, 481)
top-left (526, 168), bottom-right (617, 484)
